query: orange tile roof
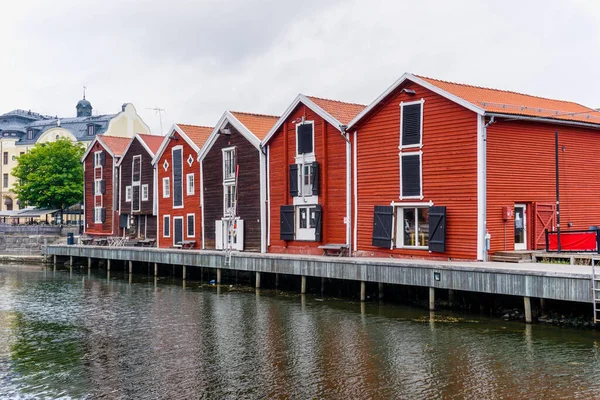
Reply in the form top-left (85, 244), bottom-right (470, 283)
top-left (306, 96), bottom-right (366, 125)
top-left (137, 133), bottom-right (164, 155)
top-left (418, 75), bottom-right (600, 125)
top-left (99, 136), bottom-right (131, 157)
top-left (230, 111), bottom-right (279, 141)
top-left (177, 124), bottom-right (213, 148)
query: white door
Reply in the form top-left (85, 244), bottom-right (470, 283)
top-left (514, 204), bottom-right (527, 250)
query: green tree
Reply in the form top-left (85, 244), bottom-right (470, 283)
top-left (12, 138), bottom-right (85, 218)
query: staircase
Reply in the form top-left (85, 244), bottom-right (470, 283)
top-left (490, 251), bottom-right (534, 263)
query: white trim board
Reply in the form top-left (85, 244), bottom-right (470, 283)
top-left (197, 111), bottom-right (262, 161)
top-left (347, 73), bottom-right (485, 130)
top-left (261, 94), bottom-right (345, 146)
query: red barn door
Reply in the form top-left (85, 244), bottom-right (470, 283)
top-left (533, 203), bottom-right (556, 249)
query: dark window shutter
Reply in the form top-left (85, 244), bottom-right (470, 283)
top-left (401, 154), bottom-right (421, 197)
top-left (314, 204), bottom-right (323, 242)
top-left (100, 207), bottom-right (106, 223)
top-left (93, 154), bottom-right (96, 168)
top-left (173, 148), bottom-right (183, 207)
top-left (402, 103), bottom-right (421, 146)
top-left (297, 124), bottom-right (313, 154)
top-left (119, 214), bottom-right (128, 228)
top-left (100, 152), bottom-right (106, 166)
top-left (289, 164), bottom-right (299, 197)
top-left (100, 180), bottom-right (106, 194)
top-left (428, 206), bottom-right (446, 253)
top-left (280, 205), bottom-right (295, 241)
top-left (311, 162), bottom-right (319, 196)
top-left (372, 206), bottom-right (394, 248)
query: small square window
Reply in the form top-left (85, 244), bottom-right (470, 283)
top-left (125, 186), bottom-right (132, 202)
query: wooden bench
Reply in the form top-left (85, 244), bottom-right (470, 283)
top-left (181, 240), bottom-right (196, 249)
top-left (135, 238), bottom-right (156, 248)
top-left (318, 244), bottom-right (349, 257)
top-left (80, 238), bottom-right (94, 246)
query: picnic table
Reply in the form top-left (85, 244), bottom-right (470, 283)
top-left (181, 240), bottom-right (196, 249)
top-left (135, 238), bottom-right (156, 247)
top-left (80, 237), bottom-right (94, 246)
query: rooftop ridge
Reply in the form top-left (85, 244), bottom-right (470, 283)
top-left (305, 95), bottom-right (367, 107)
top-left (177, 123), bottom-right (213, 129)
top-left (415, 74), bottom-right (597, 112)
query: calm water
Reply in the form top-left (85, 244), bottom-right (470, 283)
top-left (1, 265), bottom-right (600, 399)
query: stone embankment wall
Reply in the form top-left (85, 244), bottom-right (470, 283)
top-left (0, 235), bottom-right (66, 255)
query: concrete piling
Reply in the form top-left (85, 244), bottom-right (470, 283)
top-left (429, 287), bottom-right (435, 311)
top-left (448, 289), bottom-right (455, 306)
top-left (321, 277), bottom-right (325, 296)
top-left (183, 265), bottom-right (186, 280)
top-left (129, 261), bottom-right (133, 274)
top-left (88, 257), bottom-right (92, 270)
top-left (107, 259), bottom-right (111, 271)
top-left (53, 255), bottom-right (56, 265)
top-left (524, 296), bottom-right (532, 323)
top-left (275, 273), bottom-right (279, 289)
top-left (69, 256), bottom-right (73, 267)
top-left (255, 272), bottom-right (261, 288)
top-left (378, 282), bottom-right (384, 300)
top-left (154, 263), bottom-right (158, 277)
top-left (301, 276), bottom-right (306, 294)
top-left (217, 268), bottom-right (222, 284)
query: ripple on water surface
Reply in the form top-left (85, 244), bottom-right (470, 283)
top-left (1, 264), bottom-right (600, 399)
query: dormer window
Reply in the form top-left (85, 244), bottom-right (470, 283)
top-left (87, 124), bottom-right (95, 136)
top-left (27, 129), bottom-right (33, 140)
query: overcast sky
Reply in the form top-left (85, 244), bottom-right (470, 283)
top-left (1, 0), bottom-right (598, 134)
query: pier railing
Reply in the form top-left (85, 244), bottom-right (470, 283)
top-left (545, 229), bottom-right (600, 253)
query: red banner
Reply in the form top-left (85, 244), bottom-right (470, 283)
top-left (548, 232), bottom-right (597, 251)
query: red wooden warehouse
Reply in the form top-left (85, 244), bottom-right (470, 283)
top-left (348, 73), bottom-right (600, 261)
top-left (199, 111), bottom-right (278, 252)
top-left (262, 94), bottom-right (365, 255)
top-left (116, 133), bottom-right (164, 240)
top-left (153, 124), bottom-right (212, 248)
top-left (82, 135), bottom-right (131, 237)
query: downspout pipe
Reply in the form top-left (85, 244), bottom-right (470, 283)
top-left (340, 124), bottom-right (352, 255)
top-left (482, 116), bottom-right (495, 261)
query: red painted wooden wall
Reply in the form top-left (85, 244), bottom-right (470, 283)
top-left (268, 103), bottom-right (348, 254)
top-left (84, 140), bottom-right (116, 236)
top-left (353, 81), bottom-right (479, 260)
top-left (156, 131), bottom-right (202, 248)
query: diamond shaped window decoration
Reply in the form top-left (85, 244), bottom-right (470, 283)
top-left (187, 154), bottom-right (194, 167)
top-left (163, 159), bottom-right (169, 171)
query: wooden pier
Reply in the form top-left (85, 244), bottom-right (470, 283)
top-left (46, 245), bottom-right (595, 324)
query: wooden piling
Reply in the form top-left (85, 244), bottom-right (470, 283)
top-left (360, 281), bottom-right (366, 302)
top-left (183, 265), bottom-right (186, 280)
top-left (301, 276), bottom-right (306, 294)
top-left (255, 272), bottom-right (261, 288)
top-left (154, 263), bottom-right (158, 277)
top-left (378, 282), bottom-right (384, 300)
top-left (429, 287), bottom-right (435, 311)
top-left (107, 259), bottom-right (111, 271)
top-left (217, 268), bottom-right (222, 284)
top-left (524, 296), bottom-right (532, 323)
top-left (129, 261), bottom-right (133, 274)
top-left (88, 257), bottom-right (92, 270)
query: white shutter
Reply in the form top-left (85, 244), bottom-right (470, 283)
top-left (235, 219), bottom-right (244, 251)
top-left (215, 220), bottom-right (223, 250)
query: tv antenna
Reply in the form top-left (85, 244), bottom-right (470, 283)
top-left (146, 107), bottom-right (166, 134)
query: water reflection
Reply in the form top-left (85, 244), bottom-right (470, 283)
top-left (0, 264), bottom-right (599, 398)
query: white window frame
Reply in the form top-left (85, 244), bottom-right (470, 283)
top-left (223, 182), bottom-right (236, 217)
top-left (186, 173), bottom-right (195, 195)
top-left (87, 124), bottom-right (95, 136)
top-left (399, 151), bottom-right (423, 200)
top-left (141, 184), bottom-right (149, 201)
top-left (94, 151), bottom-right (102, 168)
top-left (295, 120), bottom-right (315, 158)
top-left (163, 215), bottom-right (170, 237)
top-left (94, 207), bottom-right (102, 224)
top-left (162, 177), bottom-right (170, 198)
top-left (27, 129), bottom-right (33, 140)
top-left (399, 99), bottom-right (425, 150)
top-left (125, 185), bottom-right (132, 202)
top-left (186, 213), bottom-right (195, 237)
top-left (94, 179), bottom-right (102, 196)
top-left (394, 205), bottom-right (430, 249)
top-left (295, 204), bottom-right (317, 241)
top-left (222, 147), bottom-right (236, 182)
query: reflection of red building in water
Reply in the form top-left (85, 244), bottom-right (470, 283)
top-left (349, 73), bottom-right (600, 260)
